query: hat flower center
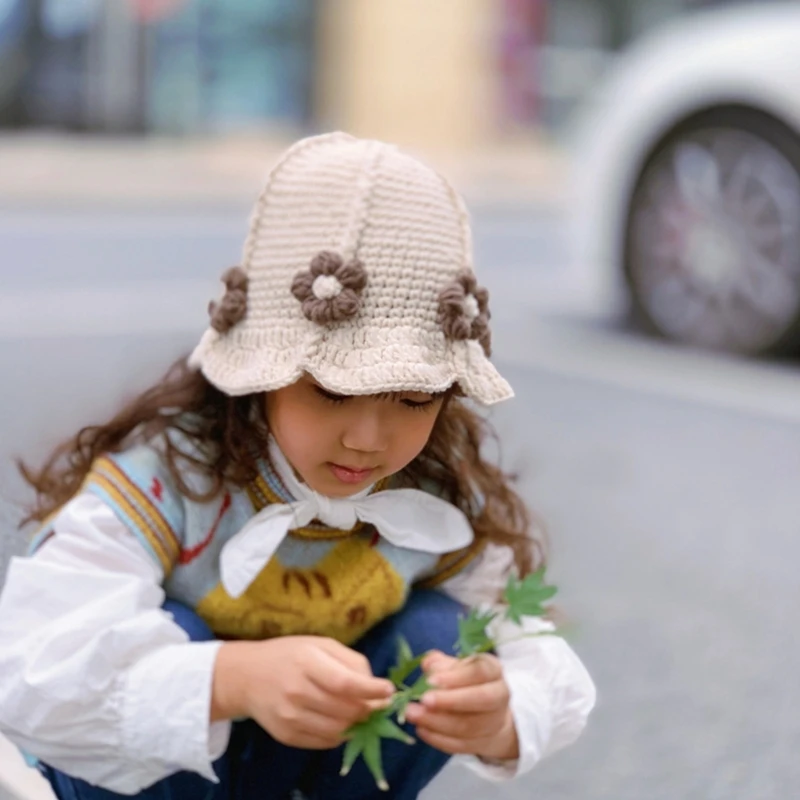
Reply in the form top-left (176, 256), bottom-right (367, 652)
top-left (462, 293), bottom-right (481, 322)
top-left (312, 274), bottom-right (344, 301)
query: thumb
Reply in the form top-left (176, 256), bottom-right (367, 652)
top-left (422, 650), bottom-right (459, 674)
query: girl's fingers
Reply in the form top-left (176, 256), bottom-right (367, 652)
top-left (301, 686), bottom-right (377, 723)
top-left (426, 654), bottom-right (503, 689)
top-left (407, 707), bottom-right (503, 740)
top-left (293, 710), bottom-right (350, 742)
top-left (422, 650), bottom-right (458, 673)
top-left (413, 726), bottom-right (481, 756)
top-left (308, 652), bottom-right (395, 701)
top-left (294, 676), bottom-right (390, 722)
top-left (421, 679), bottom-right (509, 713)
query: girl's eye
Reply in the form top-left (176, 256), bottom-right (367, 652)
top-left (401, 398), bottom-right (436, 411)
top-left (314, 386), bottom-right (348, 404)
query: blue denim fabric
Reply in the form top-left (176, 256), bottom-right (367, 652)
top-left (42, 590), bottom-right (463, 800)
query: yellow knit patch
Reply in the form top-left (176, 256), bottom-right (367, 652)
top-left (196, 537), bottom-right (406, 645)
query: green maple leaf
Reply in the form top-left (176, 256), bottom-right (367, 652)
top-left (338, 567), bottom-right (560, 791)
top-left (392, 670), bottom-right (433, 723)
top-left (388, 636), bottom-right (426, 689)
top-left (407, 672), bottom-right (431, 699)
top-left (503, 567), bottom-right (558, 625)
top-left (455, 608), bottom-right (497, 657)
top-left (341, 708), bottom-right (415, 791)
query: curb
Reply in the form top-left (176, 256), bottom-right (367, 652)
top-left (0, 133), bottom-right (567, 213)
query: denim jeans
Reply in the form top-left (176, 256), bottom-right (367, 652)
top-left (42, 589), bottom-right (462, 800)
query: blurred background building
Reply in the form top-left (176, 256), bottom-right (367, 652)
top-left (0, 0), bottom-right (762, 149)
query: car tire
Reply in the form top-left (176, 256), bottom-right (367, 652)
top-left (623, 107), bottom-right (800, 356)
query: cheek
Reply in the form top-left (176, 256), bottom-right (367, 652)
top-left (386, 411), bottom-right (440, 471)
top-left (265, 393), bottom-right (327, 472)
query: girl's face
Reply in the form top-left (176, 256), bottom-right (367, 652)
top-left (265, 374), bottom-right (445, 497)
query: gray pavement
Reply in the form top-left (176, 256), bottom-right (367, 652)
top-left (2, 209), bottom-right (799, 799)
top-left (424, 357), bottom-right (800, 799)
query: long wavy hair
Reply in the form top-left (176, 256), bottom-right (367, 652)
top-left (19, 358), bottom-right (545, 576)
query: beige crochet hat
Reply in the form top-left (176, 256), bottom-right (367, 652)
top-left (189, 132), bottom-right (513, 405)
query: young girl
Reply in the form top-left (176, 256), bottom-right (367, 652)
top-left (0, 133), bottom-right (594, 800)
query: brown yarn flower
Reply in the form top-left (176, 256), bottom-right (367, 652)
top-left (209, 266), bottom-right (248, 333)
top-left (437, 269), bottom-right (492, 356)
top-left (291, 251), bottom-right (367, 324)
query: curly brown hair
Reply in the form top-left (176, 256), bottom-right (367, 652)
top-left (19, 358), bottom-right (545, 576)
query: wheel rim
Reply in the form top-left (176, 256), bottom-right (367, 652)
top-left (628, 126), bottom-right (800, 353)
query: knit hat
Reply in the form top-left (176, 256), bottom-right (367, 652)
top-left (189, 132), bottom-right (513, 405)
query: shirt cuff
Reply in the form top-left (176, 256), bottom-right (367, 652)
top-left (119, 640), bottom-right (231, 784)
top-left (456, 753), bottom-right (522, 781)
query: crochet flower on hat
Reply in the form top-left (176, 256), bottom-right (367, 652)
top-left (291, 251), bottom-right (368, 325)
top-left (209, 266), bottom-right (249, 333)
top-left (437, 270), bottom-right (492, 356)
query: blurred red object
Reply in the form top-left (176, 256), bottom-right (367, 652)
top-left (498, 0), bottom-right (547, 127)
top-left (128, 0), bottom-right (187, 23)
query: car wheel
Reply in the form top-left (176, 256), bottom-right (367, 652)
top-left (623, 108), bottom-right (800, 355)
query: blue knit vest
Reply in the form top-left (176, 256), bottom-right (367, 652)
top-left (32, 443), bottom-right (479, 645)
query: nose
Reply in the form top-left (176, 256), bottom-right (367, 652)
top-left (340, 404), bottom-right (388, 454)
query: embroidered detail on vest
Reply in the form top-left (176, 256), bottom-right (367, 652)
top-left (86, 457), bottom-right (181, 576)
top-left (178, 492), bottom-right (232, 565)
top-left (281, 568), bottom-right (332, 598)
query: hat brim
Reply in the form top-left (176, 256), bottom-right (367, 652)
top-left (191, 330), bottom-right (513, 406)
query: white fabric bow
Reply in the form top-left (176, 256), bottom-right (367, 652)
top-left (220, 439), bottom-right (474, 598)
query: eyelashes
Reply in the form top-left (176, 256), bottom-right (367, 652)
top-left (401, 399), bottom-right (437, 412)
top-left (314, 386), bottom-right (347, 405)
top-left (312, 385), bottom-right (436, 411)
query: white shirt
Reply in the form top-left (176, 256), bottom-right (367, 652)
top-left (0, 494), bottom-right (595, 794)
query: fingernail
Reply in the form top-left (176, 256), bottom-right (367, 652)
top-left (422, 692), bottom-right (436, 708)
top-left (426, 676), bottom-right (439, 687)
top-left (405, 705), bottom-right (421, 722)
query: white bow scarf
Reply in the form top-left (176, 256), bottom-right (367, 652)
top-left (220, 438), bottom-right (474, 598)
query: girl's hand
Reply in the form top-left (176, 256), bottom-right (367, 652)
top-left (212, 637), bottom-right (395, 749)
top-left (405, 650), bottom-right (519, 761)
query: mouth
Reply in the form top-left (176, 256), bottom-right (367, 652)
top-left (327, 463), bottom-right (377, 484)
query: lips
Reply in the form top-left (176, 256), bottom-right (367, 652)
top-left (328, 463), bottom-right (376, 484)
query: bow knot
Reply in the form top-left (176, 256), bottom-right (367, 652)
top-left (219, 439), bottom-right (474, 598)
top-left (310, 494), bottom-right (359, 530)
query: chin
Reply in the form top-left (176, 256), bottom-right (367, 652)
top-left (319, 482), bottom-right (367, 499)
top-left (309, 472), bottom-right (374, 498)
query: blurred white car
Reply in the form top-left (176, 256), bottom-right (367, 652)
top-left (569, 3), bottom-right (800, 356)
